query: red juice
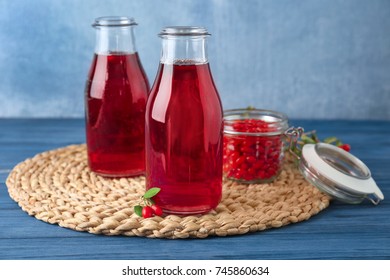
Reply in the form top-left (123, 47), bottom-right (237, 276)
top-left (146, 63), bottom-right (223, 214)
top-left (85, 52), bottom-right (150, 177)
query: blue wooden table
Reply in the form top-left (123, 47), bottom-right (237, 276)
top-left (0, 119), bottom-right (389, 260)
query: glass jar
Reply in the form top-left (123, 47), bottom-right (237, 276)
top-left (223, 108), bottom-right (289, 183)
top-left (224, 109), bottom-right (385, 206)
top-left (85, 16), bottom-right (150, 177)
top-left (145, 26), bottom-right (223, 215)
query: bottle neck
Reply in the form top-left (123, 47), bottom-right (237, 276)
top-left (160, 36), bottom-right (208, 64)
top-left (94, 26), bottom-right (137, 55)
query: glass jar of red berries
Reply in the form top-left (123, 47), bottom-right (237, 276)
top-left (223, 108), bottom-right (289, 183)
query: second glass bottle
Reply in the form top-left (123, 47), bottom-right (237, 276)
top-left (85, 17), bottom-right (150, 177)
top-left (146, 26), bottom-right (223, 215)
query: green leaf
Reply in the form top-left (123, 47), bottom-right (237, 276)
top-left (134, 205), bottom-right (143, 217)
top-left (310, 132), bottom-right (320, 143)
top-left (324, 137), bottom-right (338, 144)
top-left (301, 135), bottom-right (316, 144)
top-left (143, 187), bottom-right (161, 199)
top-left (335, 140), bottom-right (343, 146)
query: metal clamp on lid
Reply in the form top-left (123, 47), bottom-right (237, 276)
top-left (284, 127), bottom-right (384, 205)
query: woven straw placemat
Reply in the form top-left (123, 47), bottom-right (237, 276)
top-left (6, 144), bottom-right (330, 239)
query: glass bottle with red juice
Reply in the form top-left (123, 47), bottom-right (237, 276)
top-left (146, 27), bottom-right (223, 215)
top-left (85, 17), bottom-right (150, 177)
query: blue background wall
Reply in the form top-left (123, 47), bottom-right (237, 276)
top-left (0, 0), bottom-right (389, 119)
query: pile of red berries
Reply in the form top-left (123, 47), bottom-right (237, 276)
top-left (223, 119), bottom-right (284, 182)
top-left (134, 187), bottom-right (163, 218)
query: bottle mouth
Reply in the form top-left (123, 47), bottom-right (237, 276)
top-left (159, 26), bottom-right (210, 37)
top-left (92, 16), bottom-right (137, 27)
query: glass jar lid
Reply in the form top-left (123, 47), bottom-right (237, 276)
top-left (298, 142), bottom-right (384, 205)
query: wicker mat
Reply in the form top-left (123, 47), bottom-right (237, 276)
top-left (5, 144), bottom-right (330, 239)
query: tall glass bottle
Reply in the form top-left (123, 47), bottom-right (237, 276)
top-left (85, 17), bottom-right (150, 177)
top-left (146, 26), bottom-right (223, 214)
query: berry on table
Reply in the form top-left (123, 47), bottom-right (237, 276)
top-left (142, 206), bottom-right (154, 218)
top-left (134, 187), bottom-right (163, 218)
top-left (151, 204), bottom-right (163, 216)
top-left (338, 144), bottom-right (351, 152)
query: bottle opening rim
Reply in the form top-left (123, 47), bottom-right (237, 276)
top-left (159, 26), bottom-right (210, 37)
top-left (93, 16), bottom-right (137, 27)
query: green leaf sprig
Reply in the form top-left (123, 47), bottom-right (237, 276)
top-left (290, 130), bottom-right (350, 158)
top-left (134, 187), bottom-right (161, 217)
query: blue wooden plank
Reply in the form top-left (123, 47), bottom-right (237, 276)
top-left (0, 118), bottom-right (389, 260)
